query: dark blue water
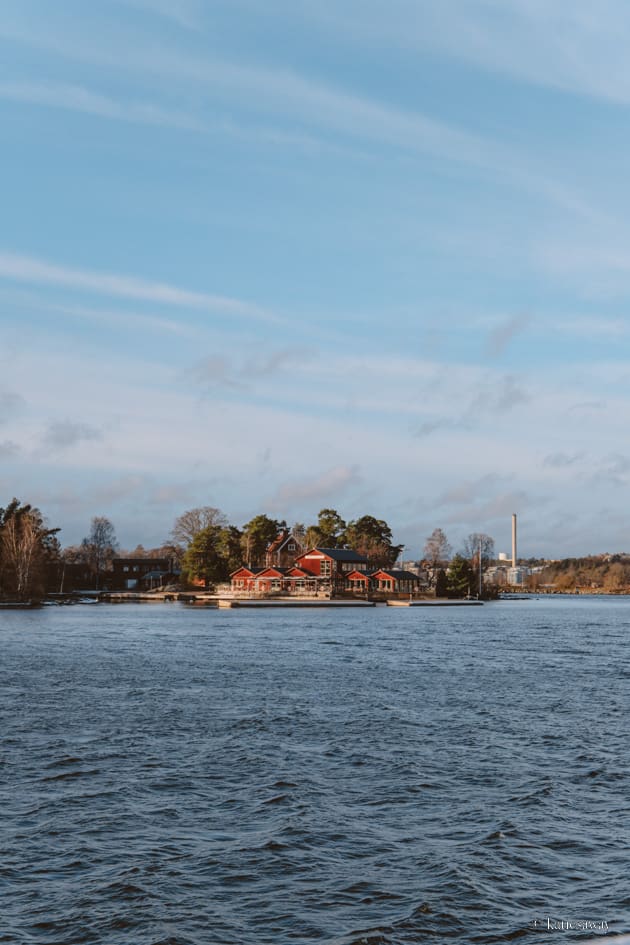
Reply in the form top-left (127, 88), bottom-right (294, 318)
top-left (1, 598), bottom-right (629, 944)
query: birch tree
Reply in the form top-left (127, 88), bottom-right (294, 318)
top-left (0, 499), bottom-right (59, 600)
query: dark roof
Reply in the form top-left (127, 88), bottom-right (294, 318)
top-left (314, 547), bottom-right (370, 562)
top-left (113, 557), bottom-right (170, 566)
top-left (373, 569), bottom-right (420, 580)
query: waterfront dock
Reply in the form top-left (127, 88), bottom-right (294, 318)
top-left (217, 598), bottom-right (376, 608)
top-left (387, 599), bottom-right (484, 607)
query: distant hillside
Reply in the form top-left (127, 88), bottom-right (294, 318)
top-left (535, 555), bottom-right (630, 592)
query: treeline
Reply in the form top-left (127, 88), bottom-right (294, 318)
top-left (535, 556), bottom-right (630, 592)
top-left (1, 494), bottom-right (505, 600)
top-left (0, 500), bottom-right (405, 598)
top-left (177, 507), bottom-right (403, 587)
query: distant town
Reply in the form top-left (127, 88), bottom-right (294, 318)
top-left (1, 499), bottom-right (629, 604)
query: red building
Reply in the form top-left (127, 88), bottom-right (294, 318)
top-left (264, 530), bottom-right (304, 568)
top-left (231, 547), bottom-right (371, 596)
top-left (369, 569), bottom-right (421, 594)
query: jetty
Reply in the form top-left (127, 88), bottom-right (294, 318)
top-left (217, 598), bottom-right (375, 608)
top-left (95, 591), bottom-right (375, 607)
top-left (387, 599), bottom-right (484, 607)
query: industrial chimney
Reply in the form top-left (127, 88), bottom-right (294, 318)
top-left (512, 513), bottom-right (517, 569)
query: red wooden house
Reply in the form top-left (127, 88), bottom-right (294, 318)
top-left (230, 566), bottom-right (265, 593)
top-left (369, 569), bottom-right (421, 594)
top-left (345, 569), bottom-right (372, 593)
top-left (230, 565), bottom-right (316, 595)
top-left (293, 548), bottom-right (370, 592)
top-left (265, 530), bottom-right (304, 568)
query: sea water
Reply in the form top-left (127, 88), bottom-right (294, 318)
top-left (1, 598), bottom-right (628, 943)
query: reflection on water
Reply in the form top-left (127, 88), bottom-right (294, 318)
top-left (1, 598), bottom-right (629, 944)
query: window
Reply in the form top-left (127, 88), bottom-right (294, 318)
top-left (320, 560), bottom-right (331, 577)
top-left (288, 543), bottom-right (295, 551)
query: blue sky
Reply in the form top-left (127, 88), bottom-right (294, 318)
top-left (2, 0), bottom-right (630, 557)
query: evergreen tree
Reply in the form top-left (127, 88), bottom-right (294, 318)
top-left (446, 554), bottom-right (475, 599)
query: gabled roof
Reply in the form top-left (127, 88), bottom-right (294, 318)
top-left (230, 565), bottom-right (265, 577)
top-left (371, 569), bottom-right (420, 580)
top-left (346, 568), bottom-right (371, 579)
top-left (296, 547), bottom-right (369, 563)
top-left (266, 530), bottom-right (302, 554)
top-left (255, 566), bottom-right (294, 577)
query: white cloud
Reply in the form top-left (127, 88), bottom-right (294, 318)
top-left (268, 465), bottom-right (362, 509)
top-left (0, 251), bottom-right (281, 324)
top-left (0, 16), bottom-right (510, 175)
top-left (296, 0), bottom-right (630, 106)
top-left (0, 79), bottom-right (203, 130)
top-left (115, 0), bottom-right (204, 30)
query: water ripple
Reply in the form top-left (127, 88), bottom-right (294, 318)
top-left (1, 597), bottom-right (629, 943)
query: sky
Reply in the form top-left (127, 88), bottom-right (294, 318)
top-left (2, 0), bottom-right (630, 558)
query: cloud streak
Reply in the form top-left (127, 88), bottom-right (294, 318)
top-left (0, 251), bottom-right (281, 324)
top-left (0, 80), bottom-right (203, 130)
top-left (305, 0), bottom-right (630, 107)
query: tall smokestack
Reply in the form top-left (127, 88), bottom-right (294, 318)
top-left (512, 513), bottom-right (517, 568)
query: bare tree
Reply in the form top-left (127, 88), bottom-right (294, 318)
top-left (170, 507), bottom-right (228, 547)
top-left (423, 528), bottom-right (452, 569)
top-left (81, 516), bottom-right (118, 589)
top-left (463, 533), bottom-right (495, 570)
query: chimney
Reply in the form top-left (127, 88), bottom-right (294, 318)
top-left (512, 513), bottom-right (517, 568)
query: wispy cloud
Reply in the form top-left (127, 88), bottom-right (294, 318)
top-left (190, 356), bottom-right (244, 391)
top-left (42, 420), bottom-right (102, 450)
top-left (543, 451), bottom-right (585, 468)
top-left (190, 346), bottom-right (314, 391)
top-left (413, 373), bottom-right (530, 437)
top-left (93, 475), bottom-right (149, 503)
top-left (0, 390), bottom-right (24, 424)
top-left (0, 7), bottom-right (608, 224)
top-left (438, 474), bottom-right (504, 506)
top-left (306, 0), bottom-right (630, 106)
top-left (568, 400), bottom-right (606, 413)
top-left (115, 0), bottom-right (204, 30)
top-left (443, 490), bottom-right (538, 529)
top-left (268, 465), bottom-right (361, 509)
top-left (0, 440), bottom-right (20, 459)
top-left (485, 314), bottom-right (529, 358)
top-left (0, 80), bottom-right (203, 130)
top-left (0, 251), bottom-right (280, 324)
top-left (0, 18), bottom-right (506, 173)
top-left (585, 452), bottom-right (630, 488)
top-left (468, 374), bottom-right (530, 414)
